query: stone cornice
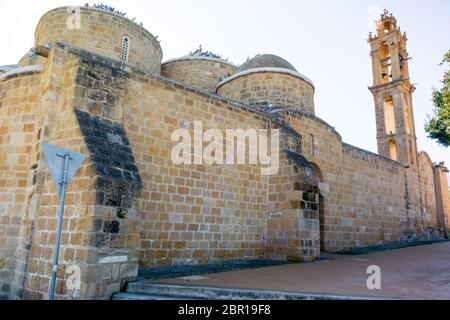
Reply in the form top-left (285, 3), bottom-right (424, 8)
top-left (162, 55), bottom-right (237, 68)
top-left (216, 67), bottom-right (315, 91)
top-left (0, 65), bottom-right (43, 81)
top-left (369, 78), bottom-right (415, 93)
top-left (342, 142), bottom-right (405, 167)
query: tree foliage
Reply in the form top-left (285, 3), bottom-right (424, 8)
top-left (425, 51), bottom-right (450, 147)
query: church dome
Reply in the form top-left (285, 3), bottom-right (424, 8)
top-left (234, 54), bottom-right (297, 73)
top-left (216, 53), bottom-right (315, 114)
top-left (161, 48), bottom-right (236, 92)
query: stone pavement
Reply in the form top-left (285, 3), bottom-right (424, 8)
top-left (151, 242), bottom-right (450, 300)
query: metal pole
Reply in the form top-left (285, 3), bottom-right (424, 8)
top-left (49, 153), bottom-right (70, 300)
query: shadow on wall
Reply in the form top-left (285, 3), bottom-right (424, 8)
top-left (309, 163), bottom-right (325, 252)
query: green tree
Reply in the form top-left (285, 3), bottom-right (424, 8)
top-left (425, 51), bottom-right (450, 147)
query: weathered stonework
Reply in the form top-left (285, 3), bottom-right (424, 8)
top-left (162, 57), bottom-right (236, 93)
top-left (34, 6), bottom-right (162, 73)
top-left (0, 7), bottom-right (448, 300)
top-left (217, 71), bottom-right (315, 114)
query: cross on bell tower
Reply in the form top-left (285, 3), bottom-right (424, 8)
top-left (368, 10), bottom-right (418, 166)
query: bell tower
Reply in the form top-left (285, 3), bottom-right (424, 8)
top-left (368, 10), bottom-right (418, 166)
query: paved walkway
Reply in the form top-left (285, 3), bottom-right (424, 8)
top-left (154, 242), bottom-right (450, 299)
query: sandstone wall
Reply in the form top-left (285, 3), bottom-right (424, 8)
top-left (418, 152), bottom-right (439, 232)
top-left (35, 6), bottom-right (162, 73)
top-left (266, 154), bottom-right (321, 261)
top-left (6, 46), bottom-right (103, 300)
top-left (121, 71), bottom-right (320, 266)
top-left (27, 46), bottom-right (144, 300)
top-left (0, 40), bottom-right (447, 300)
top-left (14, 45), bottom-right (320, 298)
top-left (124, 84), bottom-right (269, 265)
top-left (283, 111), bottom-right (409, 250)
top-left (397, 158), bottom-right (434, 240)
top-left (434, 165), bottom-right (450, 236)
top-left (161, 58), bottom-right (236, 93)
top-left (1, 44), bottom-right (145, 300)
top-left (217, 71), bottom-right (315, 114)
top-left (339, 144), bottom-right (406, 248)
top-left (0, 72), bottom-right (41, 299)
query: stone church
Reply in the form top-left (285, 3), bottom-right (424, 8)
top-left (0, 5), bottom-right (448, 299)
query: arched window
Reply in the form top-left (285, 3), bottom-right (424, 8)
top-left (121, 36), bottom-right (130, 63)
top-left (310, 134), bottom-right (315, 156)
top-left (380, 42), bottom-right (392, 83)
top-left (389, 139), bottom-right (397, 161)
top-left (384, 95), bottom-right (396, 134)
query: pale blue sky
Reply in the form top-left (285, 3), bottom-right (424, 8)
top-left (1, 0), bottom-right (449, 170)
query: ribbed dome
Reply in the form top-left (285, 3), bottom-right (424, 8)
top-left (235, 54), bottom-right (297, 73)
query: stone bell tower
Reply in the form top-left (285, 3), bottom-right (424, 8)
top-left (368, 10), bottom-right (418, 166)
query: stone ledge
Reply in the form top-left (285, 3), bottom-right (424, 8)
top-left (0, 65), bottom-right (43, 81)
top-left (216, 67), bottom-right (315, 90)
top-left (119, 283), bottom-right (399, 300)
top-left (268, 107), bottom-right (342, 140)
top-left (342, 142), bottom-right (405, 167)
top-left (162, 55), bottom-right (237, 68)
top-left (57, 41), bottom-right (267, 119)
top-left (0, 65), bottom-right (19, 73)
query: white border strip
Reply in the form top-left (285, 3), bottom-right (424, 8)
top-left (162, 55), bottom-right (237, 68)
top-left (0, 65), bottom-right (20, 73)
top-left (216, 67), bottom-right (315, 89)
top-left (0, 65), bottom-right (43, 81)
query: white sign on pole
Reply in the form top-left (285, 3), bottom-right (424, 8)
top-left (41, 143), bottom-right (87, 300)
top-left (41, 143), bottom-right (86, 197)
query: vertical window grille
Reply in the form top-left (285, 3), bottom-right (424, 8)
top-left (121, 36), bottom-right (130, 63)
